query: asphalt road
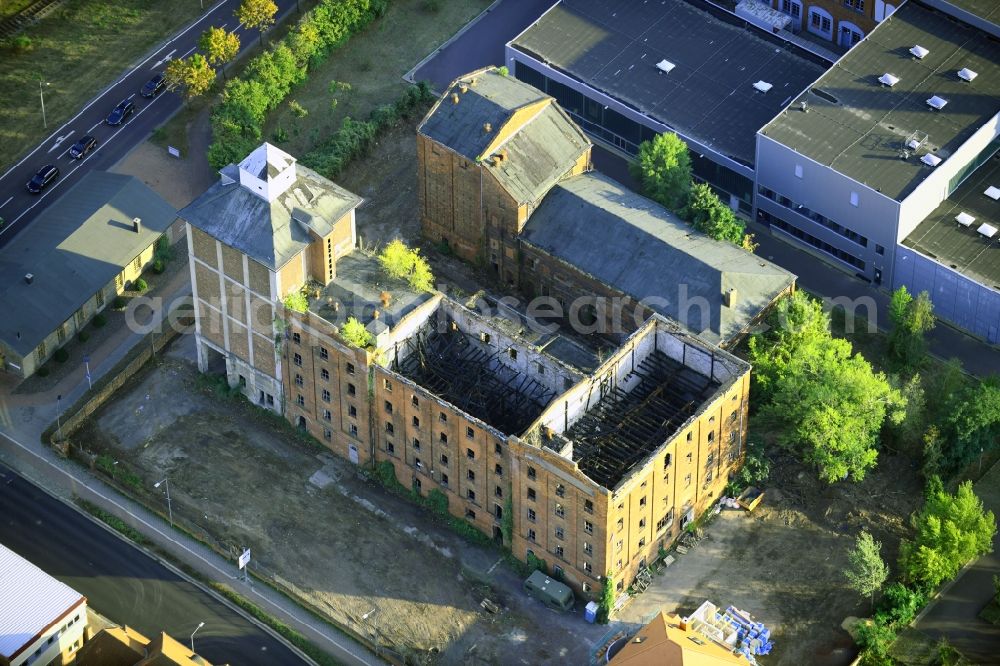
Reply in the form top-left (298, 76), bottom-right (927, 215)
top-left (409, 0), bottom-right (553, 91)
top-left (0, 463), bottom-right (307, 665)
top-left (0, 0), bottom-right (300, 248)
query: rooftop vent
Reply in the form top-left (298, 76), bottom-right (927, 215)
top-left (483, 122), bottom-right (492, 133)
top-left (24, 273), bottom-right (33, 285)
top-left (753, 80), bottom-right (773, 93)
top-left (977, 223), bottom-right (998, 239)
top-left (985, 186), bottom-right (1000, 200)
top-left (910, 45), bottom-right (929, 59)
top-left (957, 68), bottom-right (978, 82)
top-left (459, 83), bottom-right (469, 94)
top-left (878, 73), bottom-right (900, 87)
top-left (451, 93), bottom-right (459, 104)
top-left (921, 154), bottom-right (942, 167)
top-left (906, 130), bottom-right (928, 151)
top-left (956, 212), bottom-right (976, 227)
top-left (655, 59), bottom-right (676, 74)
top-left (926, 95), bottom-right (948, 110)
top-left (132, 217), bottom-right (141, 233)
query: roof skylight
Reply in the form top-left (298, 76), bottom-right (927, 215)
top-left (910, 45), bottom-right (929, 59)
top-left (878, 73), bottom-right (900, 87)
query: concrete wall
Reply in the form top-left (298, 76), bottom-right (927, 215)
top-left (894, 245), bottom-right (1000, 344)
top-left (755, 133), bottom-right (900, 282)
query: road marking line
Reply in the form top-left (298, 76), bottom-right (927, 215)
top-left (181, 46), bottom-right (197, 58)
top-left (487, 557), bottom-right (503, 574)
top-left (0, 430), bottom-right (378, 666)
top-left (88, 121), bottom-right (102, 132)
top-left (0, 196), bottom-right (11, 209)
top-left (0, 0), bottom-right (231, 184)
top-left (127, 93), bottom-right (136, 100)
top-left (47, 130), bottom-right (74, 153)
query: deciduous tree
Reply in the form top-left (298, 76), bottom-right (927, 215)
top-left (164, 53), bottom-right (216, 99)
top-left (236, 0), bottom-right (278, 46)
top-left (199, 27), bottom-right (240, 79)
top-left (845, 530), bottom-right (889, 609)
top-left (900, 478), bottom-right (996, 589)
top-left (749, 292), bottom-right (905, 482)
top-left (683, 182), bottom-right (746, 245)
top-left (888, 286), bottom-right (935, 371)
top-left (630, 132), bottom-right (691, 210)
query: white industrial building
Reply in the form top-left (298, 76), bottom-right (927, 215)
top-left (0, 544), bottom-right (88, 666)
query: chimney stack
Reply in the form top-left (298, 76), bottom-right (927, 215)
top-left (24, 273), bottom-right (33, 285)
top-left (724, 288), bottom-right (737, 308)
top-left (451, 93), bottom-right (460, 104)
top-left (459, 83), bottom-right (469, 94)
top-left (132, 217), bottom-right (141, 233)
top-left (483, 122), bottom-right (492, 133)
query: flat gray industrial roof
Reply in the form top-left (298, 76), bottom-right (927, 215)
top-left (902, 152), bottom-right (1000, 288)
top-left (510, 0), bottom-right (828, 167)
top-left (935, 0), bottom-right (1000, 24)
top-left (761, 1), bottom-right (1000, 202)
top-left (0, 172), bottom-right (176, 357)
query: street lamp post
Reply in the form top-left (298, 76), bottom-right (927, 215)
top-left (190, 621), bottom-right (204, 652)
top-left (362, 607), bottom-right (378, 650)
top-left (39, 80), bottom-right (50, 128)
top-left (56, 394), bottom-right (63, 440)
top-left (154, 477), bottom-right (173, 527)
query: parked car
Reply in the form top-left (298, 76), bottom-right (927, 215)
top-left (68, 135), bottom-right (97, 159)
top-left (106, 99), bottom-right (135, 125)
top-left (141, 73), bottom-right (165, 98)
top-left (26, 165), bottom-right (59, 194)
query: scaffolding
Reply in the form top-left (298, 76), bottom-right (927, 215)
top-left (568, 351), bottom-right (719, 488)
top-left (393, 324), bottom-right (556, 435)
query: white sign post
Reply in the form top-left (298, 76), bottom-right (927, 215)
top-left (167, 146), bottom-right (181, 158)
top-left (238, 548), bottom-right (251, 583)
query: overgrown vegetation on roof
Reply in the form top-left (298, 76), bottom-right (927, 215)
top-left (378, 239), bottom-right (434, 292)
top-left (340, 316), bottom-right (373, 348)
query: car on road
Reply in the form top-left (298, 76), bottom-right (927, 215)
top-left (106, 99), bottom-right (135, 126)
top-left (26, 165), bottom-right (59, 194)
top-left (68, 135), bottom-right (97, 159)
top-left (141, 73), bottom-right (166, 98)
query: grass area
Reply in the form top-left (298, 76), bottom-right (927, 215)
top-left (261, 0), bottom-right (491, 157)
top-left (0, 0), bottom-right (36, 20)
top-left (0, 0), bottom-right (206, 168)
top-left (77, 498), bottom-right (152, 546)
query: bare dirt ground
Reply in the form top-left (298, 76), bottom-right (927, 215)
top-left (619, 451), bottom-right (924, 666)
top-left (73, 336), bottom-right (607, 664)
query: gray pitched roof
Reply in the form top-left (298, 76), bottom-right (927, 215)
top-left (178, 161), bottom-right (362, 271)
top-left (0, 172), bottom-right (176, 357)
top-left (520, 172), bottom-right (796, 344)
top-left (419, 68), bottom-right (591, 204)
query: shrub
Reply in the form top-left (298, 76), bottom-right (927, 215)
top-left (855, 617), bottom-right (896, 666)
top-left (283, 291), bottom-right (309, 313)
top-left (37, 367), bottom-right (50, 378)
top-left (11, 35), bottom-right (33, 52)
top-left (93, 313), bottom-right (108, 327)
top-left (112, 296), bottom-right (127, 310)
top-left (151, 259), bottom-right (165, 274)
top-left (340, 317), bottom-right (373, 348)
top-left (54, 348), bottom-right (69, 363)
top-left (289, 100), bottom-right (308, 117)
top-left (425, 488), bottom-right (449, 515)
top-left (526, 551), bottom-right (547, 575)
top-left (133, 278), bottom-right (148, 293)
top-left (77, 331), bottom-right (90, 343)
top-left (596, 575), bottom-right (615, 624)
top-left (422, 0), bottom-right (442, 11)
top-left (377, 239), bottom-right (434, 292)
top-left (497, 65), bottom-right (509, 77)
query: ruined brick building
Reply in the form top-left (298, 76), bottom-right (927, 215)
top-left (418, 67), bottom-right (795, 347)
top-left (181, 104), bottom-right (780, 597)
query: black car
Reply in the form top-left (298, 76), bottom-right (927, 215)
top-left (68, 135), bottom-right (97, 159)
top-left (106, 99), bottom-right (135, 126)
top-left (141, 73), bottom-right (165, 98)
top-left (26, 165), bottom-right (59, 194)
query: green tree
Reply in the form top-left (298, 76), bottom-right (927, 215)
top-left (888, 286), bottom-right (936, 371)
top-left (845, 530), bottom-right (889, 609)
top-left (630, 132), bottom-right (692, 210)
top-left (236, 0), bottom-right (279, 46)
top-left (378, 239), bottom-right (434, 292)
top-left (283, 291), bottom-right (308, 313)
top-left (682, 182), bottom-right (746, 244)
top-left (164, 53), bottom-right (216, 99)
top-left (946, 378), bottom-right (1000, 472)
top-left (199, 27), bottom-right (241, 80)
top-left (749, 293), bottom-right (905, 483)
top-left (900, 478), bottom-right (996, 589)
top-left (340, 317), bottom-right (373, 348)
